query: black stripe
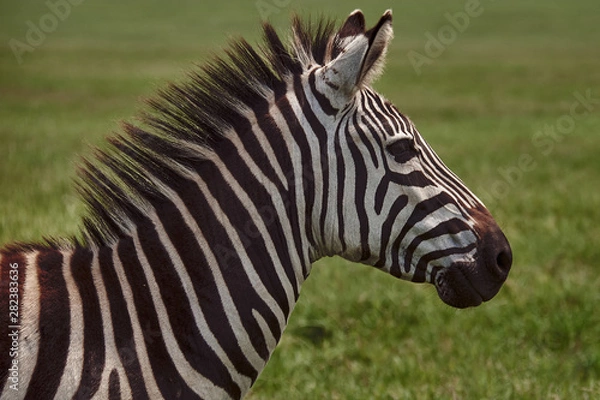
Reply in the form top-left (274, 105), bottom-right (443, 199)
top-left (108, 369), bottom-right (120, 400)
top-left (374, 195), bottom-right (409, 269)
top-left (26, 250), bottom-right (69, 399)
top-left (334, 119), bottom-right (347, 253)
top-left (400, 218), bottom-right (470, 279)
top-left (232, 113), bottom-right (289, 195)
top-left (389, 170), bottom-right (432, 188)
top-left (121, 221), bottom-right (201, 400)
top-left (353, 113), bottom-right (379, 168)
top-left (345, 119), bottom-right (371, 261)
top-left (260, 96), bottom-right (312, 279)
top-left (412, 243), bottom-right (477, 283)
top-left (71, 247), bottom-right (105, 399)
top-left (276, 75), bottom-right (318, 254)
top-left (179, 163), bottom-right (284, 355)
top-left (418, 141), bottom-right (465, 195)
top-left (210, 138), bottom-right (298, 309)
top-left (388, 193), bottom-right (457, 275)
top-left (362, 91), bottom-right (392, 137)
top-left (359, 112), bottom-right (388, 174)
top-left (308, 69), bottom-right (337, 116)
top-left (102, 146), bottom-right (249, 395)
top-left (383, 100), bottom-right (401, 133)
top-left (374, 177), bottom-right (390, 215)
top-left (254, 111), bottom-right (294, 191)
top-left (293, 74), bottom-right (329, 250)
top-left (364, 90), bottom-right (394, 136)
top-left (415, 133), bottom-right (473, 211)
top-left (155, 184), bottom-right (259, 388)
top-left (98, 244), bottom-right (150, 399)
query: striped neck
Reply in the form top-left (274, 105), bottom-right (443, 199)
top-left (0, 72), bottom-right (332, 397)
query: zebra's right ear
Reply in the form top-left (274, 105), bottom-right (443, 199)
top-left (315, 10), bottom-right (393, 109)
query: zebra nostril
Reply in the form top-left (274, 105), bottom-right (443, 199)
top-left (482, 227), bottom-right (512, 280)
top-left (497, 250), bottom-right (510, 269)
top-left (495, 247), bottom-right (512, 275)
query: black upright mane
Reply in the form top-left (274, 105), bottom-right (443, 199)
top-left (71, 16), bottom-right (340, 247)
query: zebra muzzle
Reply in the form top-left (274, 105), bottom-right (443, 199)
top-left (435, 210), bottom-right (512, 308)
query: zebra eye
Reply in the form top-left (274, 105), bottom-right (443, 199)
top-left (386, 139), bottom-right (416, 163)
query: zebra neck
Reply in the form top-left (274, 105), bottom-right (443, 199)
top-left (281, 72), bottom-right (350, 262)
top-left (1, 144), bottom-right (315, 396)
top-left (102, 141), bottom-right (313, 392)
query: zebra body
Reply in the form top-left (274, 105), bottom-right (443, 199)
top-left (0, 10), bottom-right (511, 399)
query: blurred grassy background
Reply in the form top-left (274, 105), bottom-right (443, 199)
top-left (1, 0), bottom-right (599, 398)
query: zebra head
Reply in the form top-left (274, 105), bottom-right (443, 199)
top-left (306, 10), bottom-right (512, 308)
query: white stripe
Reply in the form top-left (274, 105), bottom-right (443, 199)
top-left (363, 90), bottom-right (400, 137)
top-left (401, 208), bottom-right (472, 277)
top-left (112, 240), bottom-right (164, 399)
top-left (90, 250), bottom-right (132, 400)
top-left (134, 219), bottom-right (241, 398)
top-left (146, 181), bottom-right (271, 372)
top-left (338, 118), bottom-right (361, 258)
top-left (241, 108), bottom-right (289, 191)
top-left (283, 82), bottom-right (327, 263)
top-left (191, 154), bottom-right (298, 320)
top-left (412, 231), bottom-right (477, 269)
top-left (426, 248), bottom-right (478, 282)
top-left (252, 309), bottom-right (277, 354)
top-left (191, 173), bottom-right (290, 330)
top-left (53, 250), bottom-right (85, 399)
top-left (269, 98), bottom-right (315, 269)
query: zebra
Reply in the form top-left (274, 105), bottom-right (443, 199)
top-left (0, 9), bottom-right (512, 399)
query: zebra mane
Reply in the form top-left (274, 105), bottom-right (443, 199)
top-left (72, 15), bottom-right (341, 247)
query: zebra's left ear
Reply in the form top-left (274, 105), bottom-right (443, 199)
top-left (316, 10), bottom-right (393, 107)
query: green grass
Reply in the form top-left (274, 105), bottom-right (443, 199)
top-left (1, 0), bottom-right (599, 398)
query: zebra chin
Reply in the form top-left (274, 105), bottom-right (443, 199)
top-left (434, 262), bottom-right (500, 308)
top-left (433, 210), bottom-right (513, 309)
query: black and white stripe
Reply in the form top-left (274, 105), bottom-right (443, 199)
top-left (0, 9), bottom-right (511, 399)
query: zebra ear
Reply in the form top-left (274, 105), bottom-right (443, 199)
top-left (360, 10), bottom-right (393, 86)
top-left (316, 10), bottom-right (393, 107)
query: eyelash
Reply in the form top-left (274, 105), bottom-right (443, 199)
top-left (386, 139), bottom-right (417, 163)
